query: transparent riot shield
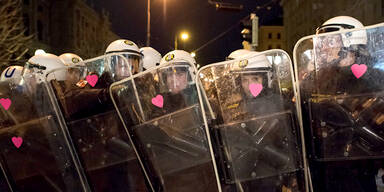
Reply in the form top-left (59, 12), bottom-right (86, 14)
top-left (47, 53), bottom-right (149, 192)
top-left (110, 61), bottom-right (220, 192)
top-left (0, 72), bottom-right (89, 191)
top-left (294, 23), bottom-right (384, 192)
top-left (0, 167), bottom-right (12, 192)
top-left (198, 50), bottom-right (308, 192)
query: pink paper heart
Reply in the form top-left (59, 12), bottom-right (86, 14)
top-left (151, 94), bottom-right (164, 108)
top-left (0, 98), bottom-right (11, 110)
top-left (86, 75), bottom-right (99, 87)
top-left (12, 137), bottom-right (23, 148)
top-left (249, 83), bottom-right (263, 97)
top-left (351, 64), bottom-right (367, 79)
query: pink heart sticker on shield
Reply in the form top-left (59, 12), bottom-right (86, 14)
top-left (12, 137), bottom-right (23, 148)
top-left (86, 75), bottom-right (99, 87)
top-left (351, 64), bottom-right (367, 79)
top-left (0, 98), bottom-right (11, 110)
top-left (249, 83), bottom-right (263, 97)
top-left (151, 94), bottom-right (164, 108)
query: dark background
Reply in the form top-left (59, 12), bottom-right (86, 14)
top-left (92, 0), bottom-right (282, 65)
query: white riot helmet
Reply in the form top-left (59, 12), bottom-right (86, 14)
top-left (0, 66), bottom-right (23, 82)
top-left (106, 39), bottom-right (141, 54)
top-left (316, 16), bottom-right (367, 47)
top-left (27, 53), bottom-right (66, 81)
top-left (227, 49), bottom-right (251, 60)
top-left (234, 51), bottom-right (274, 88)
top-left (160, 50), bottom-right (197, 93)
top-left (140, 47), bottom-right (162, 71)
top-left (105, 39), bottom-right (144, 79)
top-left (160, 50), bottom-right (197, 79)
top-left (59, 53), bottom-right (83, 66)
top-left (160, 50), bottom-right (196, 66)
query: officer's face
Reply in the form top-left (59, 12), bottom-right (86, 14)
top-left (67, 68), bottom-right (81, 81)
top-left (114, 57), bottom-right (140, 80)
top-left (130, 58), bottom-right (140, 74)
top-left (166, 71), bottom-right (188, 94)
top-left (339, 51), bottom-right (356, 67)
top-left (241, 73), bottom-right (263, 96)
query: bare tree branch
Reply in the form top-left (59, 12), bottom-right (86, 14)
top-left (0, 0), bottom-right (32, 70)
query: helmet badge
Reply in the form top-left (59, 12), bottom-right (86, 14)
top-left (238, 59), bottom-right (249, 68)
top-left (72, 57), bottom-right (80, 63)
top-left (165, 54), bottom-right (175, 62)
top-left (124, 40), bottom-right (134, 46)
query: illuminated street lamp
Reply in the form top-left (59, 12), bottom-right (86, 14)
top-left (181, 33), bottom-right (189, 41)
top-left (147, 0), bottom-right (167, 46)
top-left (175, 32), bottom-right (190, 50)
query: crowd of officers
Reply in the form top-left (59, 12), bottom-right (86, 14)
top-left (0, 15), bottom-right (384, 192)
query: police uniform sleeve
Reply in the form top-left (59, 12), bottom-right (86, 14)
top-left (51, 80), bottom-right (111, 120)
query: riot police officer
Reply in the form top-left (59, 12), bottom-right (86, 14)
top-left (59, 53), bottom-right (83, 67)
top-left (0, 53), bottom-right (89, 191)
top-left (140, 47), bottom-right (162, 71)
top-left (0, 65), bottom-right (24, 82)
top-left (297, 16), bottom-right (384, 192)
top-left (109, 49), bottom-right (220, 192)
top-left (50, 39), bottom-right (149, 192)
top-left (198, 50), bottom-right (307, 192)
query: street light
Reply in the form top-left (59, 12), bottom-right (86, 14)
top-left (181, 33), bottom-right (189, 40)
top-left (175, 32), bottom-right (190, 50)
top-left (147, 0), bottom-right (151, 46)
top-left (148, 0), bottom-right (168, 46)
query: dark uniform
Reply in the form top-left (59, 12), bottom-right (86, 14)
top-left (199, 54), bottom-right (306, 192)
top-left (0, 79), bottom-right (88, 191)
top-left (110, 68), bottom-right (219, 192)
top-left (215, 92), bottom-right (304, 192)
top-left (51, 71), bottom-right (148, 192)
top-left (300, 39), bottom-right (384, 192)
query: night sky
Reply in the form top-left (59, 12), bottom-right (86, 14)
top-left (92, 0), bottom-right (282, 65)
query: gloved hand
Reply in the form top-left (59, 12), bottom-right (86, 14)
top-left (97, 88), bottom-right (111, 105)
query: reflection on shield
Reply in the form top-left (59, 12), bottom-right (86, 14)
top-left (198, 50), bottom-right (307, 192)
top-left (0, 74), bottom-right (89, 191)
top-left (294, 24), bottom-right (384, 192)
top-left (110, 62), bottom-right (220, 192)
top-left (308, 93), bottom-right (384, 160)
top-left (134, 105), bottom-right (210, 174)
top-left (220, 112), bottom-right (300, 181)
top-left (48, 53), bottom-right (148, 192)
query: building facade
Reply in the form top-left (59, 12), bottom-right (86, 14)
top-left (22, 0), bottom-right (119, 59)
top-left (256, 26), bottom-right (285, 52)
top-left (282, 0), bottom-right (384, 55)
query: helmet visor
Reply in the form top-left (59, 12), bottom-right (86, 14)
top-left (111, 54), bottom-right (142, 80)
top-left (159, 63), bottom-right (192, 94)
top-left (239, 71), bottom-right (269, 98)
top-left (316, 23), bottom-right (355, 34)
